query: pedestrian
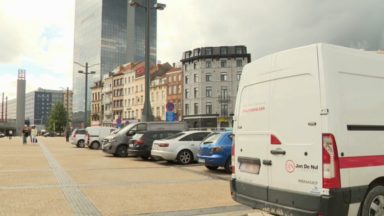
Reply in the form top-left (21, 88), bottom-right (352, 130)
top-left (22, 125), bottom-right (29, 144)
top-left (8, 130), bottom-right (12, 140)
top-left (31, 126), bottom-right (38, 143)
top-left (28, 126), bottom-right (32, 143)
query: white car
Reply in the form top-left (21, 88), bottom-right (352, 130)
top-left (151, 131), bottom-right (211, 164)
top-left (70, 128), bottom-right (88, 148)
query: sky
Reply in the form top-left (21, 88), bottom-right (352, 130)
top-left (0, 0), bottom-right (384, 100)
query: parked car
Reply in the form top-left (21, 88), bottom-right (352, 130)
top-left (151, 131), bottom-right (211, 164)
top-left (127, 130), bottom-right (181, 160)
top-left (197, 131), bottom-right (233, 173)
top-left (70, 128), bottom-right (87, 147)
top-left (43, 131), bottom-right (55, 137)
top-left (0, 132), bottom-right (4, 138)
top-left (102, 122), bottom-right (188, 157)
top-left (85, 126), bottom-right (115, 150)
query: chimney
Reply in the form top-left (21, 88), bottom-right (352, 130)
top-left (172, 63), bottom-right (176, 68)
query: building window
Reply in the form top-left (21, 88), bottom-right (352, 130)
top-left (206, 48), bottom-right (212, 55)
top-left (193, 74), bottom-right (198, 82)
top-left (221, 104), bottom-right (228, 116)
top-left (206, 74), bottom-right (212, 82)
top-left (220, 72), bottom-right (228, 81)
top-left (194, 103), bottom-right (198, 115)
top-left (206, 102), bottom-right (212, 114)
top-left (221, 60), bottom-right (227, 68)
top-left (206, 87), bottom-right (212, 97)
top-left (220, 47), bottom-right (227, 55)
top-left (168, 86), bottom-right (172, 94)
top-left (194, 87), bottom-right (198, 98)
top-left (236, 73), bottom-right (241, 81)
top-left (193, 63), bottom-right (197, 69)
top-left (221, 87), bottom-right (228, 99)
top-left (185, 76), bottom-right (189, 84)
top-left (184, 64), bottom-right (187, 71)
top-left (173, 86), bottom-right (177, 94)
top-left (236, 47), bottom-right (243, 54)
top-left (236, 59), bottom-right (243, 67)
top-left (206, 61), bottom-right (211, 68)
top-left (178, 74), bottom-right (182, 81)
top-left (185, 104), bottom-right (189, 115)
top-left (178, 85), bottom-right (182, 93)
top-left (185, 89), bottom-right (189, 99)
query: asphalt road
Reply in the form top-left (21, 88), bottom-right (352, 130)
top-left (0, 136), bottom-right (270, 216)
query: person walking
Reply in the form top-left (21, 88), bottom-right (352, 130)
top-left (8, 130), bottom-right (12, 140)
top-left (31, 126), bottom-right (38, 144)
top-left (22, 125), bottom-right (29, 144)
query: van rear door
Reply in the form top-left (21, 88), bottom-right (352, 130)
top-left (236, 45), bottom-right (323, 207)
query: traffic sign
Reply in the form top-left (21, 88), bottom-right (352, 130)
top-left (166, 102), bottom-right (175, 112)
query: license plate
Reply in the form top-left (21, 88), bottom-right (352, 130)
top-left (198, 158), bottom-right (205, 163)
top-left (129, 144), bottom-right (134, 148)
top-left (239, 163), bottom-right (260, 174)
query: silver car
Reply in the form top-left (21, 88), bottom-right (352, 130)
top-left (151, 131), bottom-right (211, 164)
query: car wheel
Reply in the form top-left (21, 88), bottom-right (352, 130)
top-left (177, 150), bottom-right (193, 165)
top-left (361, 185), bottom-right (384, 216)
top-left (77, 140), bottom-right (85, 148)
top-left (205, 165), bottom-right (219, 170)
top-left (141, 156), bottom-right (150, 160)
top-left (90, 141), bottom-right (100, 150)
top-left (224, 158), bottom-right (232, 174)
top-left (116, 145), bottom-right (128, 157)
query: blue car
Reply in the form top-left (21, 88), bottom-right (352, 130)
top-left (197, 131), bottom-right (233, 173)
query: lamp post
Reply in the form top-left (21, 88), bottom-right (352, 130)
top-left (129, 0), bottom-right (166, 122)
top-left (75, 62), bottom-right (98, 128)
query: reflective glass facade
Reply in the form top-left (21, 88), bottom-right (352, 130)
top-left (73, 0), bottom-right (157, 113)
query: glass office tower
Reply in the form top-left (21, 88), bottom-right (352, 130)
top-left (73, 0), bottom-right (157, 116)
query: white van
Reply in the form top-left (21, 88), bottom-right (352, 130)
top-left (86, 126), bottom-right (115, 149)
top-left (231, 43), bottom-right (384, 216)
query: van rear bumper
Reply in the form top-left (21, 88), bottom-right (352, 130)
top-left (231, 179), bottom-right (367, 216)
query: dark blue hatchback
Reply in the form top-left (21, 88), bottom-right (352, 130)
top-left (197, 131), bottom-right (232, 173)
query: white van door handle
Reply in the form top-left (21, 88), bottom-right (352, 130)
top-left (270, 149), bottom-right (286, 155)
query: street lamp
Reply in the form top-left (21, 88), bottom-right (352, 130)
top-left (129, 0), bottom-right (166, 122)
top-left (75, 62), bottom-right (98, 128)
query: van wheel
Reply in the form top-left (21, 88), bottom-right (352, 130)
top-left (361, 185), bottom-right (384, 216)
top-left (116, 145), bottom-right (128, 157)
top-left (77, 140), bottom-right (85, 148)
top-left (177, 150), bottom-right (193, 165)
top-left (205, 165), bottom-right (219, 170)
top-left (224, 159), bottom-right (232, 174)
top-left (90, 141), bottom-right (100, 150)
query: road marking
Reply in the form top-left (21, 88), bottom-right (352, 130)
top-left (39, 142), bottom-right (102, 216)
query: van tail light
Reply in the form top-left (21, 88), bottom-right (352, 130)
top-left (73, 133), bottom-right (76, 139)
top-left (322, 133), bottom-right (341, 189)
top-left (271, 134), bottom-right (281, 145)
top-left (158, 143), bottom-right (169, 147)
top-left (231, 134), bottom-right (235, 174)
top-left (135, 139), bottom-right (144, 145)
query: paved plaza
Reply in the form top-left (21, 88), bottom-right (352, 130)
top-left (0, 136), bottom-right (270, 216)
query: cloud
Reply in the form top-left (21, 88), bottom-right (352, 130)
top-left (158, 0), bottom-right (384, 62)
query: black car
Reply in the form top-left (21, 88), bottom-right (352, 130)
top-left (128, 130), bottom-right (181, 160)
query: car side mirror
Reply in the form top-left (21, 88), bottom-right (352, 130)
top-left (127, 130), bottom-right (136, 136)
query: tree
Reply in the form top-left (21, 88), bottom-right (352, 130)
top-left (46, 102), bottom-right (68, 134)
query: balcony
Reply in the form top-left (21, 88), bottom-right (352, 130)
top-left (218, 95), bottom-right (230, 103)
top-left (102, 87), bottom-right (112, 93)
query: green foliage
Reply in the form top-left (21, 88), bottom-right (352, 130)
top-left (46, 102), bottom-right (68, 133)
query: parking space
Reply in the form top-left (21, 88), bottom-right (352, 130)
top-left (0, 136), bottom-right (269, 216)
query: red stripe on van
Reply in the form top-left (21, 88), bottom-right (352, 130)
top-left (339, 155), bottom-right (384, 169)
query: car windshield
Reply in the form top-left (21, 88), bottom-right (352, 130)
top-left (164, 132), bottom-right (185, 140)
top-left (202, 133), bottom-right (221, 144)
top-left (117, 123), bottom-right (136, 135)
